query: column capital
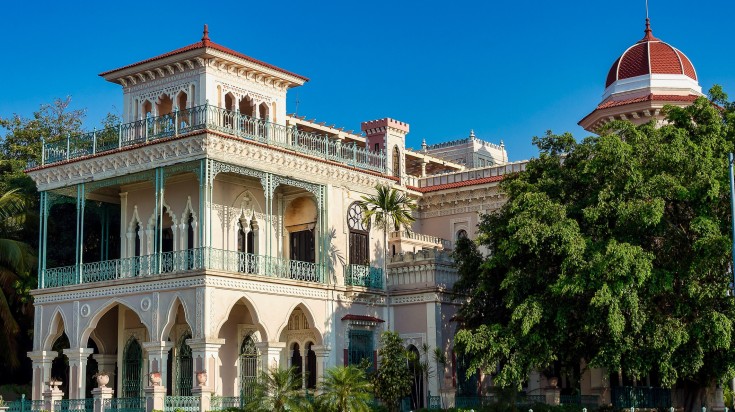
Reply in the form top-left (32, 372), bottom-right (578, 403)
top-left (142, 341), bottom-right (174, 352)
top-left (311, 345), bottom-right (330, 357)
top-left (255, 341), bottom-right (287, 350)
top-left (28, 350), bottom-right (55, 362)
top-left (66, 347), bottom-right (94, 359)
top-left (186, 338), bottom-right (225, 351)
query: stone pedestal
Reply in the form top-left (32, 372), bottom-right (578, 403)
top-left (144, 385), bottom-right (166, 412)
top-left (42, 384), bottom-right (64, 412)
top-left (192, 386), bottom-right (211, 412)
top-left (544, 387), bottom-right (561, 406)
top-left (92, 387), bottom-right (114, 412)
top-left (28, 351), bottom-right (54, 400)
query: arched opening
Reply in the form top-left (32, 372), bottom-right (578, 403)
top-left (407, 344), bottom-right (424, 409)
top-left (51, 332), bottom-right (70, 399)
top-left (237, 217), bottom-right (258, 273)
top-left (455, 351), bottom-right (478, 396)
top-left (393, 146), bottom-right (401, 177)
top-left (224, 93), bottom-right (236, 111)
top-left (122, 337), bottom-right (143, 397)
top-left (258, 102), bottom-right (269, 122)
top-left (142, 100), bottom-right (153, 118)
top-left (456, 229), bottom-right (468, 240)
top-left (175, 331), bottom-right (193, 396)
top-left (157, 94), bottom-right (173, 117)
top-left (305, 342), bottom-right (316, 390)
top-left (134, 222), bottom-right (142, 257)
top-left (290, 342), bottom-right (302, 387)
top-left (239, 335), bottom-right (259, 401)
top-left (239, 97), bottom-right (254, 117)
top-left (284, 197), bottom-right (317, 280)
top-left (176, 92), bottom-right (189, 125)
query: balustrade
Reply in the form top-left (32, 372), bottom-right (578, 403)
top-left (163, 396), bottom-right (198, 412)
top-left (41, 247), bottom-right (325, 289)
top-left (345, 264), bottom-right (383, 289)
top-left (32, 104), bottom-right (386, 173)
top-left (102, 397), bottom-right (145, 412)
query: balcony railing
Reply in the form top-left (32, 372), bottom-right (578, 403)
top-left (389, 230), bottom-right (451, 249)
top-left (33, 104), bottom-right (386, 173)
top-left (345, 264), bottom-right (383, 289)
top-left (41, 247), bottom-right (325, 289)
top-left (611, 386), bottom-right (672, 409)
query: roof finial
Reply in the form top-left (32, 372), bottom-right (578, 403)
top-left (202, 24), bottom-right (210, 44)
top-left (469, 129), bottom-right (476, 138)
top-left (641, 0), bottom-right (657, 41)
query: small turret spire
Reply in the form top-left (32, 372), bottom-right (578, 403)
top-left (202, 24), bottom-right (210, 44)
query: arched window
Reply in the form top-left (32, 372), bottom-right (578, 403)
top-left (240, 335), bottom-right (259, 401)
top-left (122, 337), bottom-right (143, 398)
top-left (175, 332), bottom-right (193, 396)
top-left (291, 343), bottom-right (303, 387)
top-left (238, 218), bottom-right (257, 273)
top-left (456, 229), bottom-right (468, 240)
top-left (134, 223), bottom-right (141, 257)
top-left (392, 146), bottom-right (400, 177)
top-left (347, 203), bottom-right (369, 266)
top-left (305, 342), bottom-right (317, 389)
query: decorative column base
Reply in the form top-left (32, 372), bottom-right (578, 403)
top-left (92, 387), bottom-right (114, 412)
top-left (144, 385), bottom-right (166, 412)
top-left (42, 385), bottom-right (64, 412)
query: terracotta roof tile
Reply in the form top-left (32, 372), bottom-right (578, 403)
top-left (412, 175), bottom-right (504, 193)
top-left (596, 93), bottom-right (699, 110)
top-left (677, 49), bottom-right (697, 80)
top-left (100, 39), bottom-right (309, 82)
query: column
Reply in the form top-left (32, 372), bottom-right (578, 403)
top-left (93, 354), bottom-right (117, 389)
top-left (198, 159), bottom-right (207, 249)
top-left (67, 347), bottom-right (94, 399)
top-left (37, 192), bottom-right (46, 287)
top-left (255, 342), bottom-right (285, 371)
top-left (187, 338), bottom-right (224, 392)
top-left (28, 351), bottom-right (54, 400)
top-left (311, 345), bottom-right (330, 393)
top-left (120, 192), bottom-right (128, 258)
top-left (142, 341), bottom-right (174, 392)
top-left (76, 183), bottom-right (86, 283)
top-left (420, 160), bottom-right (428, 177)
top-left (154, 168), bottom-right (164, 273)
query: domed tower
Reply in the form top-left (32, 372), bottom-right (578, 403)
top-left (579, 19), bottom-right (703, 133)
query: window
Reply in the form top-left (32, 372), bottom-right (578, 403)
top-left (347, 203), bottom-right (369, 265)
top-left (290, 230), bottom-right (315, 263)
top-left (348, 329), bottom-right (374, 369)
top-left (240, 335), bottom-right (259, 401)
top-left (374, 143), bottom-right (380, 152)
top-left (122, 337), bottom-right (142, 398)
top-left (175, 332), bottom-right (193, 396)
top-left (393, 146), bottom-right (401, 177)
top-left (456, 229), bottom-right (468, 240)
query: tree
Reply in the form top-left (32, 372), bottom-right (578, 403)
top-left (0, 97), bottom-right (86, 166)
top-left (317, 365), bottom-right (373, 412)
top-left (0, 189), bottom-right (34, 370)
top-left (373, 331), bottom-right (412, 412)
top-left (359, 184), bottom-right (416, 283)
top-left (245, 366), bottom-right (308, 412)
top-left (453, 89), bottom-right (735, 411)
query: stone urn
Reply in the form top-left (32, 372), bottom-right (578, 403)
top-left (149, 372), bottom-right (162, 386)
top-left (95, 372), bottom-right (110, 388)
top-left (548, 377), bottom-right (559, 388)
top-left (48, 380), bottom-right (63, 391)
top-left (196, 371), bottom-right (207, 386)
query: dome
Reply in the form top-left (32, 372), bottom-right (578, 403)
top-left (604, 19), bottom-right (697, 89)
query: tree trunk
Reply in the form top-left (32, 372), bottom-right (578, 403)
top-left (681, 381), bottom-right (706, 412)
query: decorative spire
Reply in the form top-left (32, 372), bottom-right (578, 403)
top-left (202, 24), bottom-right (210, 44)
top-left (421, 138), bottom-right (427, 151)
top-left (469, 129), bottom-right (476, 138)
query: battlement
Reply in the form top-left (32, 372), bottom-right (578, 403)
top-left (360, 118), bottom-right (410, 135)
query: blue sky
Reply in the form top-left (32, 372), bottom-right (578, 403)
top-left (1, 0), bottom-right (733, 161)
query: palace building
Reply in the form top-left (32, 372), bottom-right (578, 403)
top-left (23, 18), bottom-right (714, 412)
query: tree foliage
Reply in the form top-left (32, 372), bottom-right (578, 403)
top-left (373, 331), bottom-right (412, 412)
top-left (317, 365), bottom-right (373, 412)
top-left (454, 89), bottom-right (735, 401)
top-left (245, 366), bottom-right (308, 412)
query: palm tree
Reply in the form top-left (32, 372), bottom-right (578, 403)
top-left (245, 366), bottom-right (308, 412)
top-left (358, 185), bottom-right (416, 287)
top-left (0, 189), bottom-right (34, 369)
top-left (317, 366), bottom-right (373, 412)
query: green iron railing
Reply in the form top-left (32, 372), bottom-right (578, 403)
top-left (560, 394), bottom-right (600, 408)
top-left (210, 396), bottom-right (241, 411)
top-left (611, 386), bottom-right (672, 409)
top-left (34, 104), bottom-right (386, 173)
top-left (103, 397), bottom-right (145, 412)
top-left (345, 264), bottom-right (383, 289)
top-left (7, 396), bottom-right (44, 412)
top-left (54, 398), bottom-right (94, 412)
top-left (163, 395), bottom-right (199, 412)
top-left (42, 247), bottom-right (326, 288)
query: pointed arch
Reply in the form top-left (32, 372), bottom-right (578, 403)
top-left (212, 294), bottom-right (268, 342)
top-left (160, 295), bottom-right (194, 342)
top-left (43, 307), bottom-right (69, 351)
top-left (80, 298), bottom-right (151, 346)
top-left (147, 197), bottom-right (178, 229)
top-left (232, 190), bottom-right (264, 215)
top-left (275, 301), bottom-right (322, 345)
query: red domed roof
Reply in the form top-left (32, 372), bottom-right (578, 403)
top-left (605, 19), bottom-right (697, 88)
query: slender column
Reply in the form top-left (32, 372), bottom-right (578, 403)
top-left (76, 184), bottom-right (86, 283)
top-left (42, 194), bottom-right (50, 285)
top-left (255, 342), bottom-right (285, 371)
top-left (199, 159), bottom-right (207, 249)
top-left (67, 347), bottom-right (94, 399)
top-left (37, 192), bottom-right (47, 288)
top-left (154, 168), bottom-right (164, 273)
top-left (120, 192), bottom-right (128, 258)
top-left (142, 341), bottom-right (174, 393)
top-left (312, 345), bottom-right (330, 394)
top-left (28, 351), bottom-right (54, 400)
top-left (187, 339), bottom-right (224, 392)
top-left (420, 160), bottom-right (427, 178)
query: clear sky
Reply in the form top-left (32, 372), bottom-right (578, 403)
top-left (1, 0), bottom-right (733, 162)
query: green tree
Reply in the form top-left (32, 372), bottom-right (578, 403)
top-left (0, 189), bottom-right (35, 370)
top-left (0, 97), bottom-right (86, 166)
top-left (316, 365), bottom-right (373, 412)
top-left (359, 184), bottom-right (416, 282)
top-left (373, 331), bottom-right (412, 412)
top-left (245, 366), bottom-right (308, 412)
top-left (453, 89), bottom-right (735, 410)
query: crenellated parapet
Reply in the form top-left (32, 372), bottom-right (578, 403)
top-left (386, 249), bottom-right (458, 291)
